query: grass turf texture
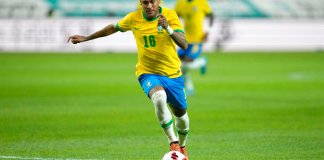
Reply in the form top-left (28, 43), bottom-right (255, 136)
top-left (0, 52), bottom-right (323, 159)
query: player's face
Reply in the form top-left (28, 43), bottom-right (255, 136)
top-left (140, 0), bottom-right (160, 19)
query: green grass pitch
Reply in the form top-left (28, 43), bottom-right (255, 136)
top-left (0, 52), bottom-right (323, 159)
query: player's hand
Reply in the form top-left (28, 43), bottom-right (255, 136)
top-left (67, 35), bottom-right (87, 44)
top-left (157, 14), bottom-right (168, 29)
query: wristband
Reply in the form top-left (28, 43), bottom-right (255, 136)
top-left (166, 26), bottom-right (174, 35)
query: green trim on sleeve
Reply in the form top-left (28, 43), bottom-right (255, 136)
top-left (115, 23), bottom-right (125, 32)
top-left (174, 29), bottom-right (184, 33)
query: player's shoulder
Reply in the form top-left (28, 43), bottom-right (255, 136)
top-left (161, 6), bottom-right (178, 17)
top-left (200, 0), bottom-right (211, 7)
top-left (124, 10), bottom-right (142, 20)
top-left (175, 0), bottom-right (186, 5)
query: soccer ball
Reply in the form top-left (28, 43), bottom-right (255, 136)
top-left (161, 151), bottom-right (185, 160)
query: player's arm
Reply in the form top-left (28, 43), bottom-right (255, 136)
top-left (158, 14), bottom-right (188, 50)
top-left (206, 12), bottom-right (215, 30)
top-left (170, 32), bottom-right (188, 50)
top-left (68, 24), bottom-right (118, 44)
top-left (176, 12), bottom-right (182, 18)
top-left (203, 12), bottom-right (214, 42)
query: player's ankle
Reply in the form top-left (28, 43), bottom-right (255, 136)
top-left (170, 141), bottom-right (179, 145)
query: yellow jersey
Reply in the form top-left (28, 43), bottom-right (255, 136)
top-left (175, 0), bottom-right (212, 43)
top-left (116, 7), bottom-right (184, 78)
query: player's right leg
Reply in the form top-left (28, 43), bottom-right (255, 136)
top-left (138, 74), bottom-right (179, 147)
top-left (149, 86), bottom-right (179, 146)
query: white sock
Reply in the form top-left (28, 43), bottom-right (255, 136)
top-left (175, 112), bottom-right (189, 147)
top-left (182, 57), bottom-right (206, 70)
top-left (151, 90), bottom-right (178, 143)
top-left (184, 73), bottom-right (194, 91)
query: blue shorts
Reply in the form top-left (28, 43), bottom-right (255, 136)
top-left (138, 74), bottom-right (187, 110)
top-left (178, 43), bottom-right (203, 60)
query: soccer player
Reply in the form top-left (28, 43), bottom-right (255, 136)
top-left (68, 0), bottom-right (190, 159)
top-left (175, 0), bottom-right (214, 96)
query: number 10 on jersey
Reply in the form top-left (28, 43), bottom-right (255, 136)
top-left (143, 35), bottom-right (156, 48)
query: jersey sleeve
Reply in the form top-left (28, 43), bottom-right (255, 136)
top-left (167, 10), bottom-right (184, 33)
top-left (174, 0), bottom-right (182, 16)
top-left (202, 0), bottom-right (212, 15)
top-left (115, 13), bottom-right (132, 32)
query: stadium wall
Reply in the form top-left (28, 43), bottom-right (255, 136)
top-left (0, 18), bottom-right (323, 53)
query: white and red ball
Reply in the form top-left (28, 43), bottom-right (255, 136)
top-left (161, 151), bottom-right (185, 160)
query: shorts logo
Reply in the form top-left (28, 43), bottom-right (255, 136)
top-left (147, 81), bottom-right (152, 88)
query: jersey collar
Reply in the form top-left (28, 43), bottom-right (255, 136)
top-left (142, 6), bottom-right (162, 21)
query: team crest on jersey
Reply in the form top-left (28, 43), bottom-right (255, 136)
top-left (158, 26), bottom-right (164, 34)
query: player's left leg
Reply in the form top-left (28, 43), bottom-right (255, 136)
top-left (175, 112), bottom-right (189, 147)
top-left (162, 75), bottom-right (190, 159)
top-left (170, 106), bottom-right (189, 159)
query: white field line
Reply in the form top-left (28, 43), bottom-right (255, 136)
top-left (0, 156), bottom-right (101, 160)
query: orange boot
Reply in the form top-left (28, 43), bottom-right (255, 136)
top-left (180, 146), bottom-right (188, 160)
top-left (170, 141), bottom-right (181, 152)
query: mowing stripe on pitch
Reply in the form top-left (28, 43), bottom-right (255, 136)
top-left (0, 156), bottom-right (100, 160)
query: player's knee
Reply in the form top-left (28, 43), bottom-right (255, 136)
top-left (175, 112), bottom-right (189, 131)
top-left (151, 90), bottom-right (167, 108)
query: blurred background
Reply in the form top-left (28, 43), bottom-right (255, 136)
top-left (0, 0), bottom-right (323, 53)
top-left (1, 1), bottom-right (324, 159)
